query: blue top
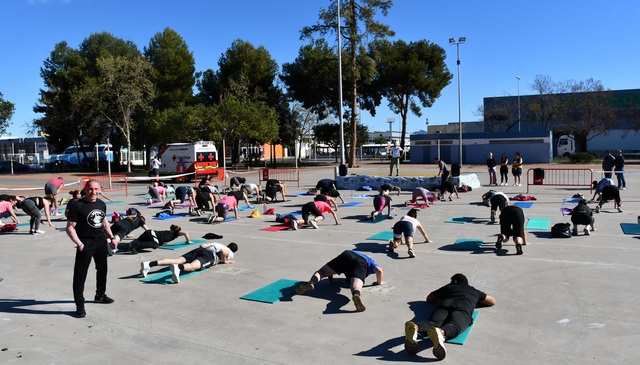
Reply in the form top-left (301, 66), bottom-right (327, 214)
top-left (350, 250), bottom-right (378, 276)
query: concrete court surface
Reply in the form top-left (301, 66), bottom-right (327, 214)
top-left (1, 162), bottom-right (639, 364)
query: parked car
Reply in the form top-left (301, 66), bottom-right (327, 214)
top-left (0, 160), bottom-right (30, 173)
top-left (45, 160), bottom-right (77, 173)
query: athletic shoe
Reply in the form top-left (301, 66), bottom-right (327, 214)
top-left (388, 240), bottom-right (395, 253)
top-left (0, 221), bottom-right (4, 227)
top-left (140, 261), bottom-right (151, 277)
top-left (448, 196), bottom-right (452, 201)
top-left (170, 264), bottom-right (180, 283)
top-left (196, 209), bottom-right (202, 216)
top-left (146, 198), bottom-right (152, 204)
top-left (290, 219), bottom-right (298, 231)
top-left (404, 321), bottom-right (419, 355)
top-left (495, 234), bottom-right (503, 249)
top-left (76, 307), bottom-right (86, 318)
top-left (572, 228), bottom-right (578, 236)
top-left (408, 249), bottom-right (416, 258)
top-left (584, 228), bottom-right (591, 236)
top-left (295, 282), bottom-right (314, 294)
top-left (206, 214), bottom-right (215, 224)
top-left (617, 206), bottom-right (623, 212)
top-left (516, 243), bottom-right (523, 255)
top-left (621, 187), bottom-right (627, 190)
top-left (309, 219), bottom-right (318, 229)
top-left (595, 205), bottom-right (600, 213)
top-left (352, 294), bottom-right (366, 312)
top-left (427, 326), bottom-right (447, 360)
top-left (188, 207), bottom-right (194, 215)
top-left (32, 230), bottom-right (45, 235)
top-left (94, 294), bottom-right (114, 304)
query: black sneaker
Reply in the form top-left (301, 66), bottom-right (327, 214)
top-left (94, 294), bottom-right (115, 304)
top-left (76, 307), bottom-right (86, 318)
top-left (515, 243), bottom-right (523, 255)
top-left (495, 235), bottom-right (503, 249)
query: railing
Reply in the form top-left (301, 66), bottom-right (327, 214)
top-left (80, 175), bottom-right (129, 197)
top-left (259, 168), bottom-right (300, 187)
top-left (526, 168), bottom-right (593, 194)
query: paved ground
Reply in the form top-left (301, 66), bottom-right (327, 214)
top-left (1, 161), bottom-right (639, 364)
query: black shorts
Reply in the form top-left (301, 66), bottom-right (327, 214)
top-left (490, 195), bottom-right (507, 211)
top-left (321, 187), bottom-right (341, 198)
top-left (301, 201), bottom-right (322, 223)
top-left (181, 247), bottom-right (216, 270)
top-left (326, 250), bottom-right (368, 282)
top-left (500, 205), bottom-right (525, 238)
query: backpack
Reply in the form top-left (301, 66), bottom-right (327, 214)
top-left (551, 222), bottom-right (572, 238)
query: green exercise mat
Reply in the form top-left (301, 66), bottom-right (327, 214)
top-left (525, 217), bottom-right (551, 230)
top-left (240, 279), bottom-right (302, 303)
top-left (140, 268), bottom-right (204, 284)
top-left (157, 239), bottom-right (207, 250)
top-left (445, 216), bottom-right (475, 224)
top-left (453, 238), bottom-right (484, 250)
top-left (420, 311), bottom-right (480, 345)
top-left (367, 231), bottom-right (394, 241)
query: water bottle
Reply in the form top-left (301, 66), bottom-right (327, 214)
top-left (390, 207), bottom-right (396, 218)
top-left (263, 203), bottom-right (268, 213)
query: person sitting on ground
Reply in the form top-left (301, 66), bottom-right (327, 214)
top-left (405, 187), bottom-right (434, 207)
top-left (290, 195), bottom-right (341, 230)
top-left (140, 242), bottom-right (237, 283)
top-left (596, 184), bottom-right (622, 213)
top-left (15, 196), bottom-right (53, 234)
top-left (121, 224), bottom-right (190, 254)
top-left (370, 187), bottom-right (392, 220)
top-left (404, 273), bottom-right (496, 359)
top-left (295, 249), bottom-right (384, 312)
top-left (496, 205), bottom-right (527, 255)
top-left (589, 178), bottom-right (613, 203)
top-left (571, 198), bottom-right (596, 236)
top-left (207, 194), bottom-right (238, 223)
top-left (389, 208), bottom-right (431, 258)
top-left (110, 213), bottom-right (150, 244)
top-left (146, 182), bottom-right (165, 204)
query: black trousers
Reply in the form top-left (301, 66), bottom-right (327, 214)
top-left (417, 305), bottom-right (471, 339)
top-left (73, 238), bottom-right (108, 307)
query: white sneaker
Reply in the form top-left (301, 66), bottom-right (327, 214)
top-left (140, 261), bottom-right (151, 277)
top-left (427, 326), bottom-right (447, 360)
top-left (617, 206), bottom-right (622, 212)
top-left (595, 205), bottom-right (600, 213)
top-left (291, 219), bottom-right (298, 230)
top-left (584, 228), bottom-right (591, 235)
top-left (309, 219), bottom-right (318, 229)
top-left (32, 230), bottom-right (45, 235)
top-left (0, 221), bottom-right (4, 227)
top-left (170, 264), bottom-right (180, 283)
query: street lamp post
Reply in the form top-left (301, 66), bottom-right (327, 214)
top-left (449, 36), bottom-right (466, 166)
top-left (436, 131), bottom-right (441, 160)
top-left (221, 128), bottom-right (227, 184)
top-left (387, 118), bottom-right (394, 143)
top-left (516, 76), bottom-right (521, 132)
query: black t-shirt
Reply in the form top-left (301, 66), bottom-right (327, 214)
top-left (112, 216), bottom-right (145, 235)
top-left (228, 190), bottom-right (244, 203)
top-left (431, 283), bottom-right (487, 315)
top-left (68, 198), bottom-right (107, 240)
top-left (156, 229), bottom-right (180, 244)
top-left (316, 179), bottom-right (335, 190)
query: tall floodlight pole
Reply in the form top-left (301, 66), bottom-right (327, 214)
top-left (449, 36), bottom-right (466, 166)
top-left (387, 118), bottom-right (394, 143)
top-left (337, 0), bottom-right (346, 166)
top-left (516, 76), bottom-right (521, 132)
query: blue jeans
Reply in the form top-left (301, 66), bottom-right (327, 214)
top-left (615, 172), bottom-right (626, 188)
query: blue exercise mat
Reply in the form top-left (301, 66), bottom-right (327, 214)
top-left (340, 201), bottom-right (363, 207)
top-left (367, 231), bottom-right (394, 241)
top-left (513, 201), bottom-right (533, 208)
top-left (525, 217), bottom-right (551, 230)
top-left (157, 239), bottom-right (207, 251)
top-left (153, 212), bottom-right (191, 220)
top-left (240, 279), bottom-right (302, 303)
top-left (620, 223), bottom-right (640, 235)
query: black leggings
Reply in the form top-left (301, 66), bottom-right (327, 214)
top-left (417, 305), bottom-right (471, 339)
top-left (301, 202), bottom-right (321, 223)
top-left (500, 166), bottom-right (509, 183)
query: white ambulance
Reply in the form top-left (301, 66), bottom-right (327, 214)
top-left (157, 141), bottom-right (219, 178)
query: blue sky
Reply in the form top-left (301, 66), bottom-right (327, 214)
top-left (1, 0), bottom-right (639, 138)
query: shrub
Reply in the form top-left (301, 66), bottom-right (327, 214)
top-left (568, 152), bottom-right (598, 163)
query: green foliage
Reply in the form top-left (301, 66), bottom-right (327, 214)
top-left (0, 92), bottom-right (15, 135)
top-left (144, 27), bottom-right (196, 111)
top-left (313, 121), bottom-right (369, 162)
top-left (567, 152), bottom-right (598, 163)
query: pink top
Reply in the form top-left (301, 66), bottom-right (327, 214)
top-left (0, 201), bottom-right (13, 214)
top-left (47, 178), bottom-right (64, 188)
top-left (156, 186), bottom-right (166, 195)
top-left (219, 196), bottom-right (237, 210)
top-left (314, 201), bottom-right (333, 213)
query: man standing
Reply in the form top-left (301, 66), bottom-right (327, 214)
top-left (614, 150), bottom-right (626, 189)
top-left (434, 157), bottom-right (450, 196)
top-left (389, 141), bottom-right (404, 176)
top-left (66, 179), bottom-right (119, 318)
top-left (44, 176), bottom-right (64, 215)
top-left (404, 273), bottom-right (496, 359)
top-left (602, 150), bottom-right (615, 179)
